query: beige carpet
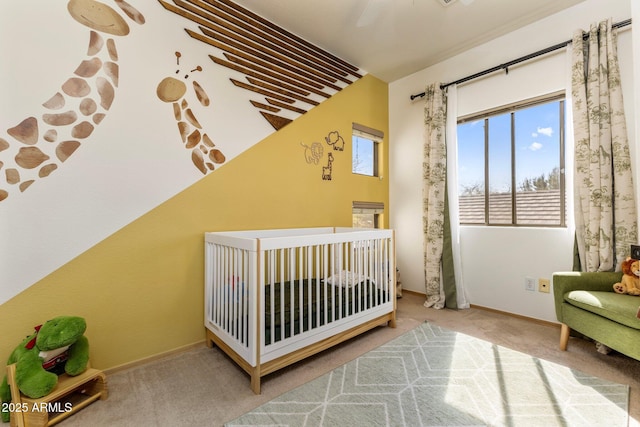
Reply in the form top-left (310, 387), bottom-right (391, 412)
top-left (58, 293), bottom-right (640, 427)
top-left (228, 322), bottom-right (628, 426)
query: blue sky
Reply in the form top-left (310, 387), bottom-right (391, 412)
top-left (457, 100), bottom-right (561, 194)
top-left (353, 135), bottom-right (375, 175)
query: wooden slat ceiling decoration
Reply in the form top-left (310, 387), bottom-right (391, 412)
top-left (158, 0), bottom-right (363, 130)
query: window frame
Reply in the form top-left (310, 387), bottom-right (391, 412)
top-left (457, 92), bottom-right (566, 227)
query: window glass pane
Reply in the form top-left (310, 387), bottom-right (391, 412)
top-left (515, 101), bottom-right (562, 225)
top-left (457, 120), bottom-right (485, 224)
top-left (352, 135), bottom-right (375, 176)
top-left (488, 114), bottom-right (512, 224)
top-left (352, 213), bottom-right (376, 228)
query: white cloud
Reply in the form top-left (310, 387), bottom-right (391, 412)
top-left (537, 127), bottom-right (553, 137)
top-left (529, 142), bottom-right (543, 151)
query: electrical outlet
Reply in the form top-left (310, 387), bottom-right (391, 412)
top-left (538, 278), bottom-right (550, 293)
top-left (525, 277), bottom-right (536, 291)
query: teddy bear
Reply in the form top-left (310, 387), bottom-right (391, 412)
top-left (0, 316), bottom-right (89, 422)
top-left (613, 257), bottom-right (640, 296)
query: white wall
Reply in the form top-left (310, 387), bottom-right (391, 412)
top-left (389, 0), bottom-right (635, 322)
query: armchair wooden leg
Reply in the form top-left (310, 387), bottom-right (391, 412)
top-left (559, 323), bottom-right (570, 351)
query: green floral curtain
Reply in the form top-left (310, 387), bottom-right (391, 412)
top-left (423, 83), bottom-right (447, 308)
top-left (571, 19), bottom-right (637, 272)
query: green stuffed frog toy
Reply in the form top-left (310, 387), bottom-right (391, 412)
top-left (0, 316), bottom-right (89, 422)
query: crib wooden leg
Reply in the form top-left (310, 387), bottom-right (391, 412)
top-left (250, 367), bottom-right (261, 394)
top-left (559, 323), bottom-right (570, 351)
top-left (388, 311), bottom-right (397, 328)
top-left (205, 329), bottom-right (214, 348)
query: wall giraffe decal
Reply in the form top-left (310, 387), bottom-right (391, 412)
top-left (0, 0), bottom-right (145, 203)
top-left (156, 52), bottom-right (226, 175)
top-left (322, 153), bottom-right (334, 181)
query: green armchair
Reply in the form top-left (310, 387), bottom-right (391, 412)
top-left (553, 271), bottom-right (640, 361)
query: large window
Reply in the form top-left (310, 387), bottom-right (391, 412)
top-left (457, 93), bottom-right (566, 226)
top-left (352, 123), bottom-right (383, 177)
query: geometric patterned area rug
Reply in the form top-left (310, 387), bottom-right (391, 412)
top-left (226, 322), bottom-right (629, 427)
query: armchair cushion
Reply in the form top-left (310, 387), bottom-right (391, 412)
top-left (565, 290), bottom-right (640, 329)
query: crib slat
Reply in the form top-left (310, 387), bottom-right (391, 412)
top-left (269, 250), bottom-right (275, 346)
top-left (223, 247), bottom-right (228, 332)
top-left (291, 248), bottom-right (296, 337)
top-left (367, 238), bottom-right (372, 309)
top-left (316, 245), bottom-right (329, 326)
top-left (297, 246), bottom-right (303, 336)
top-left (232, 248), bottom-right (237, 338)
top-left (305, 246), bottom-right (311, 333)
top-left (240, 249), bottom-right (246, 344)
top-left (336, 242), bottom-right (342, 321)
top-left (374, 238), bottom-right (380, 307)
top-left (280, 249), bottom-right (285, 343)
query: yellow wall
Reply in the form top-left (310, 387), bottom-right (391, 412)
top-left (0, 75), bottom-right (389, 370)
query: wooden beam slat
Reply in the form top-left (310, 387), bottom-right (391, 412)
top-left (184, 0), bottom-right (355, 83)
top-left (198, 26), bottom-right (342, 90)
top-left (210, 55), bottom-right (313, 98)
top-left (250, 100), bottom-right (280, 113)
top-left (260, 111), bottom-right (292, 131)
top-left (245, 76), bottom-right (318, 106)
top-left (209, 56), bottom-right (311, 96)
top-left (185, 28), bottom-right (341, 92)
top-left (162, 1), bottom-right (343, 87)
top-left (229, 78), bottom-right (296, 104)
top-left (203, 0), bottom-right (362, 77)
top-left (265, 98), bottom-right (307, 115)
top-left (175, 0), bottom-right (346, 85)
top-left (222, 53), bottom-right (331, 97)
top-left (163, 1), bottom-right (313, 88)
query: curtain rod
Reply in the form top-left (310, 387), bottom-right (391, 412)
top-left (409, 18), bottom-right (632, 100)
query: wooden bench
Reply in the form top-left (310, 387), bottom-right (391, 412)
top-left (6, 363), bottom-right (107, 427)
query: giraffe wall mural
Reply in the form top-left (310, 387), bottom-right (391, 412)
top-left (156, 51), bottom-right (226, 175)
top-left (0, 0), bottom-right (145, 203)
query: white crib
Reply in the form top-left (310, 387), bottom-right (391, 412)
top-left (204, 227), bottom-right (396, 393)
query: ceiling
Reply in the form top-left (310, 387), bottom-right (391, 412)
top-left (233, 0), bottom-right (586, 82)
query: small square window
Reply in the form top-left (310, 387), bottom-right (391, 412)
top-left (352, 201), bottom-right (384, 228)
